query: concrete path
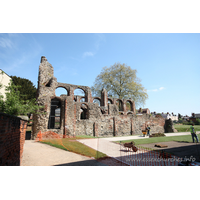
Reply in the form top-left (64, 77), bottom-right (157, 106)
top-left (77, 132), bottom-right (200, 165)
top-left (21, 140), bottom-right (107, 166)
top-left (22, 132), bottom-right (199, 166)
top-left (101, 132), bottom-right (194, 141)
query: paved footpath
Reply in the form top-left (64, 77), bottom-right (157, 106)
top-left (22, 132), bottom-right (198, 166)
top-left (21, 140), bottom-right (106, 166)
top-left (78, 132), bottom-right (199, 163)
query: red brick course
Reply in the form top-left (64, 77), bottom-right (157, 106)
top-left (0, 113), bottom-right (27, 166)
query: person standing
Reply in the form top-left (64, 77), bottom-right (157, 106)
top-left (190, 124), bottom-right (199, 143)
top-left (146, 125), bottom-right (151, 136)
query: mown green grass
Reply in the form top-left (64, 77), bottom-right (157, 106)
top-left (174, 125), bottom-right (200, 132)
top-left (115, 134), bottom-right (198, 145)
top-left (40, 136), bottom-right (107, 159)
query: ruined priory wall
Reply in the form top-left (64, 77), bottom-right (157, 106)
top-left (74, 114), bottom-right (165, 137)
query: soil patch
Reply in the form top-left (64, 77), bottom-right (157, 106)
top-left (140, 141), bottom-right (200, 162)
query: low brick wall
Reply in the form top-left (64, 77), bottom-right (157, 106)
top-left (0, 113), bottom-right (27, 166)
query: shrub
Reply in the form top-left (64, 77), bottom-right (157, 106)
top-left (149, 133), bottom-right (166, 137)
top-left (195, 118), bottom-right (200, 125)
top-left (0, 81), bottom-right (42, 116)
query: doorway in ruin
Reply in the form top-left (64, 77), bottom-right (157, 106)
top-left (48, 98), bottom-right (61, 129)
top-left (80, 103), bottom-right (88, 119)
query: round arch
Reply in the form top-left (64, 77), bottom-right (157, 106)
top-left (55, 86), bottom-right (69, 97)
top-left (80, 103), bottom-right (89, 119)
top-left (108, 98), bottom-right (113, 104)
top-left (126, 100), bottom-right (132, 112)
top-left (93, 98), bottom-right (101, 106)
top-left (116, 99), bottom-right (123, 111)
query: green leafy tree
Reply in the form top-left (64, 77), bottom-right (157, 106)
top-left (10, 76), bottom-right (37, 101)
top-left (0, 81), bottom-right (41, 116)
top-left (195, 118), bottom-right (200, 125)
top-left (91, 62), bottom-right (148, 107)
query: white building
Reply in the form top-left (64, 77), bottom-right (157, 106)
top-left (0, 69), bottom-right (12, 100)
top-left (161, 112), bottom-right (178, 121)
top-left (194, 113), bottom-right (200, 119)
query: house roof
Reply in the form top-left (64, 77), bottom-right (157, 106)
top-left (0, 69), bottom-right (12, 79)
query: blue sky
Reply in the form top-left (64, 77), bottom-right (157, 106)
top-left (0, 33), bottom-right (199, 116)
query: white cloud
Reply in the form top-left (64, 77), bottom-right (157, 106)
top-left (148, 87), bottom-right (165, 92)
top-left (159, 87), bottom-right (165, 91)
top-left (82, 51), bottom-right (95, 58)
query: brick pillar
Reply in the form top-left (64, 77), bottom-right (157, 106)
top-left (132, 101), bottom-right (136, 114)
top-left (73, 104), bottom-right (76, 136)
top-left (101, 88), bottom-right (108, 107)
top-left (130, 118), bottom-right (134, 135)
top-left (93, 122), bottom-right (98, 137)
top-left (123, 99), bottom-right (126, 113)
top-left (64, 99), bottom-right (67, 136)
top-left (113, 117), bottom-right (118, 136)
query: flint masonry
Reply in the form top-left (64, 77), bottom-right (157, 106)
top-left (32, 56), bottom-right (165, 139)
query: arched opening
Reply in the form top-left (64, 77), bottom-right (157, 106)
top-left (74, 88), bottom-right (85, 96)
top-left (80, 97), bottom-right (85, 102)
top-left (80, 104), bottom-right (88, 120)
top-left (126, 101), bottom-right (132, 111)
top-left (108, 99), bottom-right (113, 104)
top-left (93, 98), bottom-right (101, 106)
top-left (48, 98), bottom-right (61, 129)
top-left (55, 87), bottom-right (68, 97)
top-left (116, 99), bottom-right (123, 111)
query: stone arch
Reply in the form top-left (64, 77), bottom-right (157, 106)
top-left (108, 98), bottom-right (113, 104)
top-left (126, 100), bottom-right (132, 112)
top-left (116, 99), bottom-right (123, 111)
top-left (127, 112), bottom-right (133, 115)
top-left (80, 103), bottom-right (89, 119)
top-left (74, 88), bottom-right (86, 96)
top-left (80, 97), bottom-right (86, 102)
top-left (93, 97), bottom-right (101, 106)
top-left (48, 97), bottom-right (62, 129)
top-left (55, 86), bottom-right (69, 97)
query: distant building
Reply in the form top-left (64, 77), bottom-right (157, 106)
top-left (0, 69), bottom-right (12, 100)
top-left (151, 111), bottom-right (178, 121)
top-left (194, 113), bottom-right (200, 119)
top-left (161, 112), bottom-right (178, 121)
top-left (137, 108), bottom-right (150, 114)
top-left (189, 113), bottom-right (200, 123)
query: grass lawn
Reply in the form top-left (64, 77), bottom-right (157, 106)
top-left (174, 125), bottom-right (200, 132)
top-left (114, 134), bottom-right (198, 145)
top-left (40, 136), bottom-right (107, 159)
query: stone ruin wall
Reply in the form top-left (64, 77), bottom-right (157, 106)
top-left (32, 56), bottom-right (165, 139)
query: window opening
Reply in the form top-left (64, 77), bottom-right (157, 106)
top-left (48, 98), bottom-right (61, 129)
top-left (93, 99), bottom-right (101, 106)
top-left (55, 87), bottom-right (68, 97)
top-left (116, 100), bottom-right (123, 111)
top-left (74, 88), bottom-right (85, 96)
top-left (80, 104), bottom-right (88, 119)
top-left (126, 101), bottom-right (132, 111)
top-left (80, 97), bottom-right (85, 102)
